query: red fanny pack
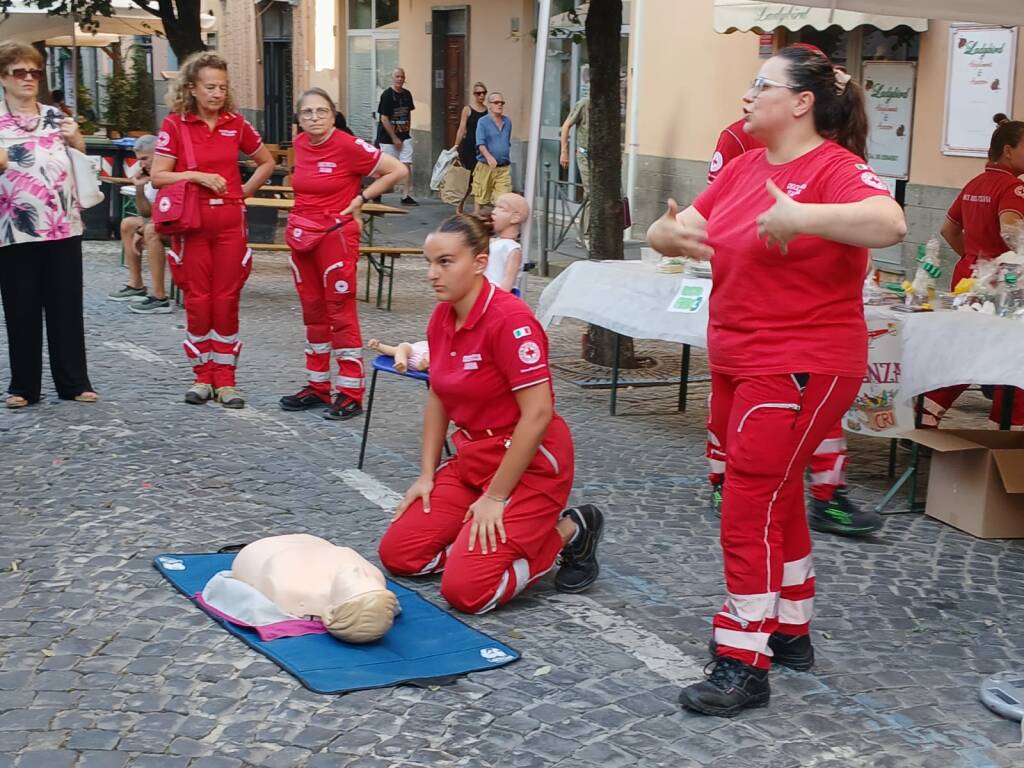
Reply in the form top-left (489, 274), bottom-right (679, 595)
top-left (153, 120), bottom-right (201, 236)
top-left (285, 213), bottom-right (343, 253)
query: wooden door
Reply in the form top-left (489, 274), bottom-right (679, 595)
top-left (443, 36), bottom-right (465, 149)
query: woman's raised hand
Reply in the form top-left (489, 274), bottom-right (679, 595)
top-left (647, 198), bottom-right (714, 261)
top-left (393, 475), bottom-right (434, 521)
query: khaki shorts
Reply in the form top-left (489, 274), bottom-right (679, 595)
top-left (471, 163), bottom-right (512, 206)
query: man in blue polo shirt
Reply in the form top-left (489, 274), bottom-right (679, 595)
top-left (473, 92), bottom-right (512, 208)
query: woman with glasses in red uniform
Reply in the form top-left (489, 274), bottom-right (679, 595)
top-left (151, 52), bottom-right (275, 409)
top-left (924, 114), bottom-right (1024, 428)
top-left (278, 88), bottom-right (407, 420)
top-left (377, 214), bottom-right (604, 614)
top-left (648, 45), bottom-right (906, 717)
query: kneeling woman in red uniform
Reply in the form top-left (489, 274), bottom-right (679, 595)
top-left (279, 88), bottom-right (407, 420)
top-left (926, 114), bottom-right (1024, 428)
top-left (378, 215), bottom-right (603, 613)
top-left (152, 52), bottom-right (275, 408)
top-left (648, 45), bottom-right (906, 716)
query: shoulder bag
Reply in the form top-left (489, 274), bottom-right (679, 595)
top-left (153, 121), bottom-right (202, 235)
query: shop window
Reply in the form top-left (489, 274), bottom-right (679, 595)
top-left (349, 0), bottom-right (398, 30)
top-left (862, 26), bottom-right (919, 62)
top-left (347, 0), bottom-right (400, 141)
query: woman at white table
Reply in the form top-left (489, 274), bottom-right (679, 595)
top-left (927, 114), bottom-right (1024, 429)
top-left (151, 52), bottom-right (275, 409)
top-left (278, 87), bottom-right (407, 421)
top-left (647, 45), bottom-right (906, 717)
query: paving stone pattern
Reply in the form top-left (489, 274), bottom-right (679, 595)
top-left (2, 204), bottom-right (1023, 767)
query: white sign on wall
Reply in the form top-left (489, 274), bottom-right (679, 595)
top-left (863, 61), bottom-right (916, 181)
top-left (943, 25), bottom-right (1018, 158)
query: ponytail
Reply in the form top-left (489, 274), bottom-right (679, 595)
top-left (434, 213), bottom-right (494, 255)
top-left (776, 45), bottom-right (868, 159)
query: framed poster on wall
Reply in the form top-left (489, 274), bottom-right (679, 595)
top-left (863, 61), bottom-right (916, 180)
top-left (943, 25), bottom-right (1017, 157)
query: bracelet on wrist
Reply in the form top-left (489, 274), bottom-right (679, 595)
top-left (484, 493), bottom-right (509, 505)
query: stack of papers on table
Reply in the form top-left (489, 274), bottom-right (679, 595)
top-left (686, 261), bottom-right (713, 279)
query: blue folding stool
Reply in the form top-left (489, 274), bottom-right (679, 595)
top-left (358, 354), bottom-right (434, 470)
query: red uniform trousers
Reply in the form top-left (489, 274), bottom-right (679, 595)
top-left (167, 203), bottom-right (251, 388)
top-left (288, 222), bottom-right (364, 402)
top-left (922, 255), bottom-right (1024, 427)
top-left (709, 419), bottom-right (848, 501)
top-left (707, 371), bottom-right (861, 669)
top-left (378, 416), bottom-right (574, 614)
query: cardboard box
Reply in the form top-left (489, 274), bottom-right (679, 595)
top-left (906, 429), bottom-right (1024, 539)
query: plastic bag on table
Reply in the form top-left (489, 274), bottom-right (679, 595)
top-left (430, 147), bottom-right (460, 191)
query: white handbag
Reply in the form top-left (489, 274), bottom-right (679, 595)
top-left (67, 147), bottom-right (104, 209)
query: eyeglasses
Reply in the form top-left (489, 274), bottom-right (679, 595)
top-left (749, 76), bottom-right (795, 95)
top-left (490, 100), bottom-right (506, 106)
top-left (8, 68), bottom-right (43, 81)
top-left (473, 91), bottom-right (487, 96)
top-left (298, 107), bottom-right (332, 120)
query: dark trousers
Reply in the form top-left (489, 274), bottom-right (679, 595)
top-left (0, 237), bottom-right (93, 402)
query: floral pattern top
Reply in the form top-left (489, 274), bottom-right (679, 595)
top-left (0, 101), bottom-right (82, 247)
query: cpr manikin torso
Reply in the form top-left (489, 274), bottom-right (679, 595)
top-left (232, 534), bottom-right (398, 643)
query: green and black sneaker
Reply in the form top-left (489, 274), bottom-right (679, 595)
top-left (808, 488), bottom-right (882, 537)
top-left (711, 481), bottom-right (724, 517)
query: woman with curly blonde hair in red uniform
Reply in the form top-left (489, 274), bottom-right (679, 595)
top-left (151, 52), bottom-right (275, 408)
top-left (649, 45), bottom-right (906, 717)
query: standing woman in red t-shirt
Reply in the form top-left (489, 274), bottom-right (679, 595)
top-left (151, 52), bottom-right (275, 409)
top-left (925, 114), bottom-right (1024, 427)
top-left (377, 214), bottom-right (604, 613)
top-left (279, 88), bottom-right (407, 420)
top-left (648, 45), bottom-right (906, 717)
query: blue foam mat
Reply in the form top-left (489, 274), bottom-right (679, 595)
top-left (153, 553), bottom-right (519, 694)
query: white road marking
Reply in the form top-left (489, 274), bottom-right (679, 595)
top-left (548, 593), bottom-right (706, 684)
top-left (332, 468), bottom-right (403, 510)
top-left (102, 340), bottom-right (174, 366)
top-left (223, 407), bottom-right (299, 438)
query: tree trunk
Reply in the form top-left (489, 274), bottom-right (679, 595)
top-left (583, 0), bottom-right (636, 368)
top-left (154, 0), bottom-right (206, 62)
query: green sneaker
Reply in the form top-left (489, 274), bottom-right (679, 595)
top-left (711, 482), bottom-right (723, 517)
top-left (808, 488), bottom-right (882, 537)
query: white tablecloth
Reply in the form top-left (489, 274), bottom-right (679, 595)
top-left (538, 260), bottom-right (1024, 433)
top-left (537, 261), bottom-right (709, 347)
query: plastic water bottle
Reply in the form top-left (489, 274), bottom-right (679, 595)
top-left (908, 239), bottom-right (941, 305)
top-left (998, 271), bottom-right (1024, 318)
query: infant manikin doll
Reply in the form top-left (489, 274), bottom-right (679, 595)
top-left (367, 338), bottom-right (429, 374)
top-left (230, 534), bottom-right (399, 643)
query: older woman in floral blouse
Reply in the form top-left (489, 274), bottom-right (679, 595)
top-left (0, 41), bottom-right (96, 408)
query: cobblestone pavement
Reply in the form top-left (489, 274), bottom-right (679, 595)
top-left (2, 207), bottom-right (1024, 768)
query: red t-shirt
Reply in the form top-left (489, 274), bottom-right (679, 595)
top-left (155, 112), bottom-right (263, 201)
top-left (946, 165), bottom-right (1024, 260)
top-left (708, 118), bottom-right (764, 183)
top-left (427, 281), bottom-right (554, 430)
top-left (693, 141), bottom-right (891, 378)
top-left (291, 129), bottom-right (382, 222)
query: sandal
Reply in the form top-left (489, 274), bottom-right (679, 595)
top-left (5, 395), bottom-right (28, 409)
top-left (73, 391), bottom-right (99, 403)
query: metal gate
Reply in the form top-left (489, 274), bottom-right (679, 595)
top-left (262, 40), bottom-right (293, 144)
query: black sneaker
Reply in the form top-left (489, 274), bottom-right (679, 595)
top-left (279, 386), bottom-right (330, 412)
top-left (108, 284), bottom-right (147, 302)
top-left (808, 488), bottom-right (882, 537)
top-left (554, 504), bottom-right (604, 593)
top-left (678, 658), bottom-right (770, 717)
top-left (323, 394), bottom-right (363, 421)
top-left (711, 481), bottom-right (723, 517)
top-left (400, 195), bottom-right (419, 206)
top-left (128, 295), bottom-right (172, 314)
top-left (709, 632), bottom-right (814, 672)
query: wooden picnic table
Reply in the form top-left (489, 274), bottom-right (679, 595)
top-left (244, 197), bottom-right (407, 245)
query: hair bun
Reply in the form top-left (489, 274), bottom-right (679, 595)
top-left (994, 113), bottom-right (1010, 125)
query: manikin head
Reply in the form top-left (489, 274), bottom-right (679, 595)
top-left (323, 588), bottom-right (399, 644)
top-left (491, 193), bottom-right (528, 239)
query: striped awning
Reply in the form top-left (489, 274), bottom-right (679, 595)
top-left (713, 1), bottom-right (928, 34)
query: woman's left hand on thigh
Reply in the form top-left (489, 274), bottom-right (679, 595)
top-left (464, 495), bottom-right (507, 555)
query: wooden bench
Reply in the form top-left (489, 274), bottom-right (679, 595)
top-left (244, 243), bottom-right (423, 311)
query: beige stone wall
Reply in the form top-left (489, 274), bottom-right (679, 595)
top-left (215, 0), bottom-right (261, 115)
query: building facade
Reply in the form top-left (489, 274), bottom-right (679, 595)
top-left (215, 1), bottom-right (1024, 276)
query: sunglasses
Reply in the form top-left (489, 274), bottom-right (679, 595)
top-left (474, 91), bottom-right (487, 96)
top-left (8, 68), bottom-right (43, 81)
top-left (491, 100), bottom-right (506, 106)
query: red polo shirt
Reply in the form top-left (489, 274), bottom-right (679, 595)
top-left (427, 281), bottom-right (554, 431)
top-left (946, 165), bottom-right (1024, 259)
top-left (708, 118), bottom-right (764, 183)
top-left (292, 129), bottom-right (382, 222)
top-left (155, 112), bottom-right (263, 201)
